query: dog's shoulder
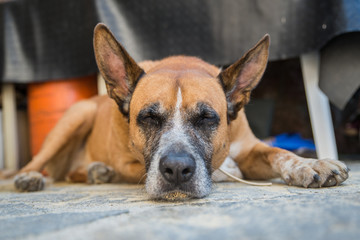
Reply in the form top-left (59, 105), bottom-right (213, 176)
top-left (82, 95), bottom-right (118, 117)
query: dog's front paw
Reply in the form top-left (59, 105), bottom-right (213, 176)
top-left (281, 158), bottom-right (349, 188)
top-left (87, 162), bottom-right (115, 184)
top-left (14, 171), bottom-right (45, 192)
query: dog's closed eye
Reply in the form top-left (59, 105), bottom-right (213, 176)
top-left (141, 114), bottom-right (163, 126)
top-left (192, 103), bottom-right (220, 128)
top-left (195, 111), bottom-right (219, 126)
top-left (137, 103), bottom-right (165, 127)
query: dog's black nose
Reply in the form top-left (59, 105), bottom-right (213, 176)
top-left (160, 153), bottom-right (196, 184)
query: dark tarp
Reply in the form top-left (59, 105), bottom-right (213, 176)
top-left (320, 32), bottom-right (360, 109)
top-left (1, 0), bottom-right (360, 108)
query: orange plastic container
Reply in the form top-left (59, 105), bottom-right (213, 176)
top-left (28, 74), bottom-right (98, 156)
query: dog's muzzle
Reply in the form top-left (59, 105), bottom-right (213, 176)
top-left (145, 122), bottom-right (212, 200)
top-left (146, 146), bottom-right (211, 201)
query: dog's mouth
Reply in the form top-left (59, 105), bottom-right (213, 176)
top-left (147, 177), bottom-right (212, 201)
top-left (157, 190), bottom-right (192, 201)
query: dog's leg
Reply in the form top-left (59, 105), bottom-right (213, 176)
top-left (237, 142), bottom-right (349, 187)
top-left (14, 100), bottom-right (97, 191)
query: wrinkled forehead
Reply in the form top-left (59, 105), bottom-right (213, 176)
top-left (130, 70), bottom-right (227, 114)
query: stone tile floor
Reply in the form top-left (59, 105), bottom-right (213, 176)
top-left (0, 161), bottom-right (359, 240)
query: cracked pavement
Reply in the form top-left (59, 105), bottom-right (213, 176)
top-left (0, 161), bottom-right (359, 240)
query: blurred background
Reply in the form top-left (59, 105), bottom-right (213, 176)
top-left (0, 0), bottom-right (359, 171)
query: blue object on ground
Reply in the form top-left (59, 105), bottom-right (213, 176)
top-left (270, 133), bottom-right (316, 151)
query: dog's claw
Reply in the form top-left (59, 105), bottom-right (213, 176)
top-left (14, 171), bottom-right (45, 192)
top-left (283, 175), bottom-right (292, 185)
top-left (322, 176), bottom-right (337, 187)
top-left (313, 174), bottom-right (321, 182)
top-left (306, 174), bottom-right (321, 188)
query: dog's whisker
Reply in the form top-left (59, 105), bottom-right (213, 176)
top-left (137, 172), bottom-right (148, 185)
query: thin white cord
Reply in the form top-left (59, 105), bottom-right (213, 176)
top-left (218, 168), bottom-right (272, 186)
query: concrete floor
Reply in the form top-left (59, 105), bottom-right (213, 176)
top-left (1, 161), bottom-right (359, 240)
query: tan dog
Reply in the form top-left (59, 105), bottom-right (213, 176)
top-left (14, 23), bottom-right (349, 200)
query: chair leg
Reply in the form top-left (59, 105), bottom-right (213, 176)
top-left (1, 83), bottom-right (19, 170)
top-left (300, 52), bottom-right (338, 160)
top-left (97, 74), bottom-right (107, 95)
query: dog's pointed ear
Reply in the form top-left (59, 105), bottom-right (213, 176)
top-left (94, 23), bottom-right (144, 117)
top-left (218, 34), bottom-right (270, 121)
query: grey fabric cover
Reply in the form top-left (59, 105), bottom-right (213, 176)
top-left (320, 33), bottom-right (360, 109)
top-left (1, 0), bottom-right (359, 108)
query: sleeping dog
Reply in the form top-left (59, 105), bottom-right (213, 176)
top-left (14, 23), bottom-right (349, 200)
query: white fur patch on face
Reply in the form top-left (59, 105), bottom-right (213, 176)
top-left (168, 87), bottom-right (185, 144)
top-left (176, 88), bottom-right (182, 112)
top-left (145, 87), bottom-right (211, 199)
top-left (172, 88), bottom-right (183, 132)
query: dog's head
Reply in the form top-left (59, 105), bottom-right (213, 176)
top-left (94, 23), bottom-right (269, 200)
